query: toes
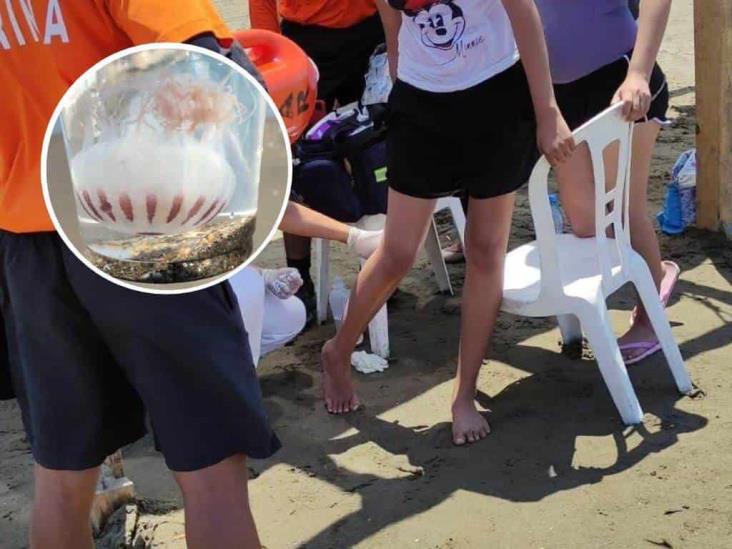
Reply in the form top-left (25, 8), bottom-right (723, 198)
top-left (453, 433), bottom-right (466, 446)
top-left (349, 395), bottom-right (361, 412)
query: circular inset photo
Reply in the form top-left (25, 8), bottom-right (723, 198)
top-left (42, 43), bottom-right (291, 293)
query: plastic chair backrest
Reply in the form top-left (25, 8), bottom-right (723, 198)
top-left (528, 102), bottom-right (634, 300)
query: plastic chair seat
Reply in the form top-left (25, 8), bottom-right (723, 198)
top-left (503, 234), bottom-right (629, 311)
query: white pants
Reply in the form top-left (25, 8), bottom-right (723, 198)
top-left (229, 267), bottom-right (306, 365)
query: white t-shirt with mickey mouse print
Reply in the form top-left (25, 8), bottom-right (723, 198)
top-left (393, 0), bottom-right (520, 93)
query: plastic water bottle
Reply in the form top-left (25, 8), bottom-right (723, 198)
top-left (329, 277), bottom-right (350, 330)
top-left (549, 193), bottom-right (565, 234)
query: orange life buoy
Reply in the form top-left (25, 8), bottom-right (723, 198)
top-left (233, 29), bottom-right (319, 143)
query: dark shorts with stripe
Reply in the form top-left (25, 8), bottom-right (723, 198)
top-left (0, 231), bottom-right (280, 471)
top-left (554, 50), bottom-right (670, 130)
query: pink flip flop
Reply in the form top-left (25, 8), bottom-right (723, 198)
top-left (619, 340), bottom-right (662, 365)
top-left (630, 260), bottom-right (681, 326)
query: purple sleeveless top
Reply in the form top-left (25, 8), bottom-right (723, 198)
top-left (535, 0), bottom-right (638, 84)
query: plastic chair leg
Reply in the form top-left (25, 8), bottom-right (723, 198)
top-left (368, 303), bottom-right (390, 358)
top-left (424, 218), bottom-right (453, 295)
top-left (578, 300), bottom-right (644, 425)
top-left (355, 257), bottom-right (390, 358)
top-left (631, 263), bottom-right (693, 393)
top-left (313, 238), bottom-right (330, 325)
top-left (448, 200), bottom-right (466, 248)
top-left (557, 314), bottom-right (582, 346)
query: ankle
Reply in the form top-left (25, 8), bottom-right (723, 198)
top-left (451, 389), bottom-right (476, 408)
top-left (324, 338), bottom-right (350, 364)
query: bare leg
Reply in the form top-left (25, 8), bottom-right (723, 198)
top-left (557, 121), bottom-right (671, 361)
top-left (31, 464), bottom-right (100, 549)
top-left (618, 122), bottom-right (670, 358)
top-left (322, 189), bottom-right (436, 414)
top-left (452, 193), bottom-right (515, 445)
top-left (555, 141), bottom-right (598, 238)
top-left (174, 454), bottom-right (260, 549)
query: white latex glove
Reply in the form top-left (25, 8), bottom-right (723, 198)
top-left (261, 268), bottom-right (303, 300)
top-left (347, 227), bottom-right (383, 259)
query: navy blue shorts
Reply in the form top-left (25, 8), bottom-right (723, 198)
top-left (0, 231), bottom-right (280, 471)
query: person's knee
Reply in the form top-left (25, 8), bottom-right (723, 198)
top-left (175, 454), bottom-right (248, 502)
top-left (34, 464), bottom-right (99, 513)
top-left (465, 236), bottom-right (505, 273)
top-left (569, 216), bottom-right (595, 238)
top-left (381, 240), bottom-right (419, 277)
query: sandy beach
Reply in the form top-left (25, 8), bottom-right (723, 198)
top-left (1, 1), bottom-right (731, 547)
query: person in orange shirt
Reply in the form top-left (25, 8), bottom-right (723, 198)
top-left (248, 0), bottom-right (385, 322)
top-left (0, 2), bottom-right (277, 548)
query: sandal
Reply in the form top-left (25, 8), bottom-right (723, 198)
top-left (619, 340), bottom-right (662, 366)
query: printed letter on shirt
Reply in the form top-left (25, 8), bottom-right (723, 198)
top-left (43, 0), bottom-right (69, 44)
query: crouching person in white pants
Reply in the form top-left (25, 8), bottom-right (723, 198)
top-left (230, 202), bottom-right (384, 365)
top-left (230, 267), bottom-right (307, 366)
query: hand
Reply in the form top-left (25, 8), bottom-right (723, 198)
top-left (262, 268), bottom-right (303, 300)
top-left (612, 71), bottom-right (651, 122)
top-left (536, 106), bottom-right (575, 167)
top-left (347, 228), bottom-right (383, 259)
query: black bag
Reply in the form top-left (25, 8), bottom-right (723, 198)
top-left (291, 105), bottom-right (389, 221)
top-left (292, 137), bottom-right (363, 222)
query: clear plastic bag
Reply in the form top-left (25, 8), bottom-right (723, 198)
top-left (361, 45), bottom-right (393, 106)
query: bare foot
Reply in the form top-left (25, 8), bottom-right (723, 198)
top-left (321, 339), bottom-right (360, 415)
top-left (451, 398), bottom-right (490, 446)
top-left (630, 260), bottom-right (680, 326)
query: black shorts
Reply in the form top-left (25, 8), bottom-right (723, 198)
top-left (0, 231), bottom-right (280, 471)
top-left (386, 61), bottom-right (539, 200)
top-left (281, 14), bottom-right (384, 109)
top-left (554, 52), bottom-right (670, 130)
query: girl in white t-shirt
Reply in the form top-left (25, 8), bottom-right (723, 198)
top-left (321, 0), bottom-right (575, 446)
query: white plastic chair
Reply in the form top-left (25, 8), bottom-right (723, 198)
top-left (313, 196), bottom-right (466, 358)
top-left (501, 103), bottom-right (693, 425)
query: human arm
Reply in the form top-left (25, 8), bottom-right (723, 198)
top-left (612, 0), bottom-right (672, 121)
top-left (501, 0), bottom-right (575, 166)
top-left (104, 1), bottom-right (265, 86)
top-left (377, 1), bottom-right (402, 83)
top-left (279, 202), bottom-right (382, 258)
top-left (248, 0), bottom-right (281, 33)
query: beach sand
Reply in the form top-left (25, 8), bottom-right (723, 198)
top-left (2, 1), bottom-right (731, 547)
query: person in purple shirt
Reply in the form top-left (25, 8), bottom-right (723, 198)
top-left (535, 0), bottom-right (677, 365)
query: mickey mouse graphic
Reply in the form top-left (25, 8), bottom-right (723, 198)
top-left (389, 0), bottom-right (466, 52)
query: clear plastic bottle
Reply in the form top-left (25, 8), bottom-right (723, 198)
top-left (329, 277), bottom-right (350, 330)
top-left (549, 193), bottom-right (565, 234)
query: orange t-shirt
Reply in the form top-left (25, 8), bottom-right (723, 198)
top-left (0, 0), bottom-right (231, 234)
top-left (249, 0), bottom-right (377, 33)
